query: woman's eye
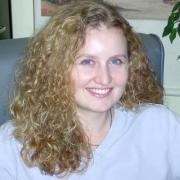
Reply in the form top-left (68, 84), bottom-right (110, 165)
top-left (111, 58), bottom-right (123, 65)
top-left (80, 59), bottom-right (94, 65)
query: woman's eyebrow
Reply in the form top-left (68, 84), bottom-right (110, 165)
top-left (109, 54), bottom-right (128, 60)
top-left (76, 54), bottom-right (98, 59)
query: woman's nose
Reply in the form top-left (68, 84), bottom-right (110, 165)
top-left (94, 65), bottom-right (112, 85)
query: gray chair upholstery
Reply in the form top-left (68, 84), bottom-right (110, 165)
top-left (0, 33), bottom-right (164, 125)
top-left (138, 33), bottom-right (164, 86)
top-left (0, 38), bottom-right (29, 125)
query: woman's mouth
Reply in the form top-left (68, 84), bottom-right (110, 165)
top-left (86, 88), bottom-right (113, 97)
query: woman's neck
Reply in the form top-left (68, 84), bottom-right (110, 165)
top-left (77, 108), bottom-right (112, 147)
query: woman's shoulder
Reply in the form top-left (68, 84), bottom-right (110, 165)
top-left (0, 122), bottom-right (18, 171)
top-left (0, 121), bottom-right (15, 141)
top-left (115, 103), bottom-right (180, 126)
top-left (0, 121), bottom-right (20, 154)
top-left (0, 122), bottom-right (31, 180)
top-left (136, 104), bottom-right (180, 129)
top-left (137, 104), bottom-right (180, 120)
top-left (115, 104), bottom-right (180, 146)
top-left (123, 103), bottom-right (179, 118)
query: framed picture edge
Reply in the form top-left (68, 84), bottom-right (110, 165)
top-left (33, 0), bottom-right (49, 33)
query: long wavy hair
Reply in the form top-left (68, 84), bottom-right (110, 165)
top-left (9, 0), bottom-right (163, 176)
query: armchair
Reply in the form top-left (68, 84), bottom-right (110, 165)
top-left (0, 33), bottom-right (164, 125)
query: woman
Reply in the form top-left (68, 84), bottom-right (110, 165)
top-left (0, 1), bottom-right (180, 179)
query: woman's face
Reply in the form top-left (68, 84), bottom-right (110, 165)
top-left (71, 25), bottom-right (129, 113)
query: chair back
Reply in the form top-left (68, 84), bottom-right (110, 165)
top-left (0, 34), bottom-right (164, 125)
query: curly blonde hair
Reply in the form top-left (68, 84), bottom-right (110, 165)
top-left (9, 0), bottom-right (163, 176)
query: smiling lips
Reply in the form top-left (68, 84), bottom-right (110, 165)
top-left (86, 88), bottom-right (113, 98)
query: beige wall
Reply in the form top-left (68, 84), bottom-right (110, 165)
top-left (11, 0), bottom-right (34, 38)
top-left (11, 0), bottom-right (180, 114)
